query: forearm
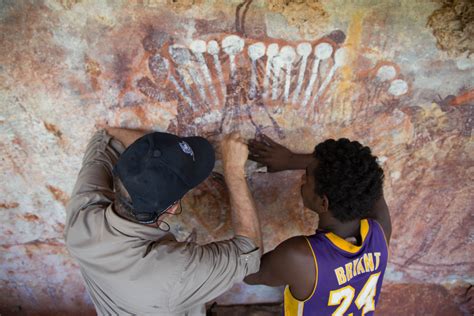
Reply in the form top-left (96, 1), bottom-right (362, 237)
top-left (287, 153), bottom-right (314, 170)
top-left (104, 127), bottom-right (147, 148)
top-left (225, 172), bottom-right (263, 252)
top-left (71, 130), bottom-right (125, 196)
top-left (66, 130), bottom-right (125, 233)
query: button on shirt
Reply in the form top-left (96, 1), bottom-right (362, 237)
top-left (65, 130), bottom-right (260, 315)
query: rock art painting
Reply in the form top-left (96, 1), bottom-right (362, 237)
top-left (0, 0), bottom-right (473, 314)
top-left (119, 30), bottom-right (409, 140)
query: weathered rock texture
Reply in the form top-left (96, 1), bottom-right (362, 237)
top-left (427, 0), bottom-right (474, 57)
top-left (0, 0), bottom-right (473, 314)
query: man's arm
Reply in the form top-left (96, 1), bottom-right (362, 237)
top-left (245, 236), bottom-right (316, 300)
top-left (104, 127), bottom-right (146, 148)
top-left (65, 128), bottom-right (145, 237)
top-left (168, 133), bottom-right (263, 312)
top-left (223, 133), bottom-right (262, 250)
top-left (368, 194), bottom-right (392, 244)
top-left (248, 134), bottom-right (313, 172)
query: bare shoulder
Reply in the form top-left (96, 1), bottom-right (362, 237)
top-left (278, 236), bottom-right (316, 300)
top-left (244, 235), bottom-right (315, 293)
top-left (275, 236), bottom-right (315, 277)
top-left (278, 236), bottom-right (313, 258)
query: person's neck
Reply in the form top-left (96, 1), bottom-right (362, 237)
top-left (318, 212), bottom-right (361, 239)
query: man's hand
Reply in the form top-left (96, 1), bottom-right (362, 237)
top-left (248, 135), bottom-right (293, 172)
top-left (220, 133), bottom-right (262, 252)
top-left (249, 134), bottom-right (314, 172)
top-left (220, 133), bottom-right (248, 175)
top-left (104, 127), bottom-right (147, 148)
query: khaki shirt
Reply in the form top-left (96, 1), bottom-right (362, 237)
top-left (65, 130), bottom-right (260, 316)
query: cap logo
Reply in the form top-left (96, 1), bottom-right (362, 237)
top-left (179, 141), bottom-right (195, 161)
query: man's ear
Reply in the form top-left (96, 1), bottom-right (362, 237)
top-left (160, 203), bottom-right (180, 218)
top-left (168, 203), bottom-right (180, 214)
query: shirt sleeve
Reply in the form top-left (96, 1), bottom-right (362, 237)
top-left (65, 130), bottom-right (126, 239)
top-left (168, 235), bottom-right (261, 312)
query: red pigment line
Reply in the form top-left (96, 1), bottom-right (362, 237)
top-left (1, 237), bottom-right (66, 248)
top-left (235, 1), bottom-right (245, 33)
top-left (0, 202), bottom-right (19, 209)
top-left (46, 185), bottom-right (69, 206)
top-left (23, 213), bottom-right (40, 221)
top-left (241, 0), bottom-right (253, 36)
top-left (43, 122), bottom-right (63, 138)
top-left (449, 89), bottom-right (474, 106)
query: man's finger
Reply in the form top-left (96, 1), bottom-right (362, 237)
top-left (223, 133), bottom-right (239, 142)
top-left (248, 141), bottom-right (271, 152)
top-left (249, 150), bottom-right (270, 159)
top-left (262, 134), bottom-right (278, 146)
top-left (230, 132), bottom-right (242, 140)
top-left (248, 154), bottom-right (267, 163)
top-left (248, 147), bottom-right (270, 157)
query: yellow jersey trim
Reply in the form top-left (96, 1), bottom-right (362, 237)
top-left (373, 220), bottom-right (390, 259)
top-left (284, 236), bottom-right (319, 315)
top-left (303, 236), bottom-right (318, 301)
top-left (325, 219), bottom-right (369, 253)
top-left (284, 287), bottom-right (303, 316)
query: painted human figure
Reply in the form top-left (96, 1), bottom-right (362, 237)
top-left (245, 135), bottom-right (391, 316)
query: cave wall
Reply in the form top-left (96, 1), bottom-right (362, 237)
top-left (1, 0), bottom-right (473, 314)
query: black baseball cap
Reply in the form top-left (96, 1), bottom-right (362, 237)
top-left (113, 132), bottom-right (215, 223)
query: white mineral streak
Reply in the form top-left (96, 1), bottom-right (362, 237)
top-left (169, 45), bottom-right (199, 104)
top-left (222, 35), bottom-right (244, 83)
top-left (388, 79), bottom-right (408, 96)
top-left (263, 43), bottom-right (279, 98)
top-left (311, 46), bottom-right (346, 107)
top-left (302, 42), bottom-right (333, 107)
top-left (292, 42), bottom-right (312, 103)
top-left (207, 40), bottom-right (227, 101)
top-left (279, 45), bottom-right (296, 102)
top-left (157, 55), bottom-right (196, 110)
top-left (248, 42), bottom-right (266, 99)
top-left (376, 65), bottom-right (397, 81)
top-left (271, 54), bottom-right (284, 100)
top-left (158, 49), bottom-right (197, 110)
top-left (190, 40), bottom-right (219, 106)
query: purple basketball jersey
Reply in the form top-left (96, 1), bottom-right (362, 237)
top-left (284, 219), bottom-right (388, 316)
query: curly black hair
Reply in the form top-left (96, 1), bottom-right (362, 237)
top-left (312, 138), bottom-right (384, 222)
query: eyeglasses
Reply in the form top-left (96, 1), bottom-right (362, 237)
top-left (151, 200), bottom-right (183, 231)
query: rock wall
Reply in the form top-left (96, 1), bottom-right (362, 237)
top-left (1, 0), bottom-right (473, 314)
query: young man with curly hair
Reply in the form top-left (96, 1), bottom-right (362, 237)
top-left (245, 135), bottom-right (391, 316)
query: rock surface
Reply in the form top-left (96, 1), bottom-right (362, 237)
top-left (0, 0), bottom-right (473, 314)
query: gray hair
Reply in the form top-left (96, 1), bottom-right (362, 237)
top-left (113, 175), bottom-right (139, 223)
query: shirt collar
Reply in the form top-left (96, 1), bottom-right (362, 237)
top-left (105, 204), bottom-right (169, 240)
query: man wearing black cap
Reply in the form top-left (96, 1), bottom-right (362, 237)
top-left (65, 128), bottom-right (262, 315)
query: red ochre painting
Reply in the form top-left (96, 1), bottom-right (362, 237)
top-left (0, 1), bottom-right (473, 315)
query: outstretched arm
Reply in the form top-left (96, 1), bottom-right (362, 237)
top-left (244, 236), bottom-right (316, 300)
top-left (168, 133), bottom-right (263, 312)
top-left (248, 134), bottom-right (313, 172)
top-left (368, 194), bottom-right (392, 244)
top-left (222, 133), bottom-right (262, 251)
top-left (66, 128), bottom-right (146, 224)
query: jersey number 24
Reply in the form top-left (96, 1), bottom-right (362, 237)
top-left (328, 272), bottom-right (381, 316)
